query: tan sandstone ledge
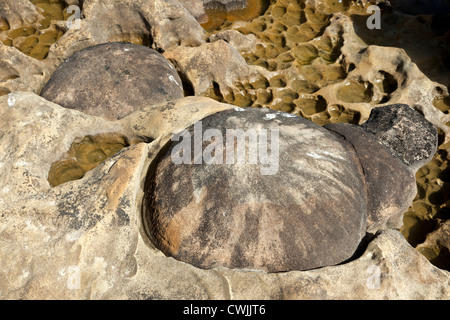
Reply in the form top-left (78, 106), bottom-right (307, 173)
top-left (0, 92), bottom-right (448, 299)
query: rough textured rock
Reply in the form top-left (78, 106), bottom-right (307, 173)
top-left (0, 45), bottom-right (47, 95)
top-left (202, 0), bottom-right (248, 11)
top-left (41, 42), bottom-right (184, 120)
top-left (0, 92), bottom-right (449, 299)
top-left (361, 104), bottom-right (438, 173)
top-left (0, 0), bottom-right (449, 299)
top-left (416, 219), bottom-right (450, 271)
top-left (145, 107), bottom-right (367, 272)
top-left (81, 0), bottom-right (206, 51)
top-left (351, 0), bottom-right (450, 88)
top-left (0, 0), bottom-right (208, 96)
top-left (0, 0), bottom-right (43, 30)
top-left (209, 29), bottom-right (257, 54)
top-left (146, 104), bottom-right (433, 272)
top-left (164, 39), bottom-right (265, 97)
top-left (179, 0), bottom-right (207, 21)
top-left (325, 123), bottom-right (417, 234)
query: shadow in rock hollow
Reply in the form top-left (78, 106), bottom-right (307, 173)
top-left (350, 0), bottom-right (450, 89)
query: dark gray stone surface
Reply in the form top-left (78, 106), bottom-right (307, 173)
top-left (144, 107), bottom-right (367, 272)
top-left (325, 123), bottom-right (417, 233)
top-left (41, 42), bottom-right (184, 120)
top-left (360, 104), bottom-right (438, 173)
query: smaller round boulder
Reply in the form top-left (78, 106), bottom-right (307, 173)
top-left (41, 42), bottom-right (184, 120)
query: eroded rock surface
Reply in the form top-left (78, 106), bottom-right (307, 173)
top-left (82, 0), bottom-right (206, 51)
top-left (0, 93), bottom-right (448, 299)
top-left (361, 104), bottom-right (438, 173)
top-left (203, 0), bottom-right (248, 11)
top-left (164, 39), bottom-right (263, 98)
top-left (0, 0), bottom-right (449, 299)
top-left (416, 219), bottom-right (450, 270)
top-left (0, 0), bottom-right (43, 30)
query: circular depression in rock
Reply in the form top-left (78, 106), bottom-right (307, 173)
top-left (41, 42), bottom-right (184, 120)
top-left (143, 107), bottom-right (368, 272)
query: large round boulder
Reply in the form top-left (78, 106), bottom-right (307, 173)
top-left (41, 42), bottom-right (184, 120)
top-left (143, 107), bottom-right (368, 272)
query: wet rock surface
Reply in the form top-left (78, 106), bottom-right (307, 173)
top-left (40, 42), bottom-right (184, 120)
top-left (203, 0), bottom-right (248, 11)
top-left (81, 0), bottom-right (206, 51)
top-left (47, 133), bottom-right (132, 187)
top-left (0, 93), bottom-right (448, 299)
top-left (164, 39), bottom-right (261, 98)
top-left (0, 0), bottom-right (70, 60)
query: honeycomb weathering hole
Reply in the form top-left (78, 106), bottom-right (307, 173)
top-left (336, 79), bottom-right (374, 103)
top-left (48, 133), bottom-right (131, 187)
top-left (200, 0), bottom-right (271, 32)
top-left (0, 0), bottom-right (70, 60)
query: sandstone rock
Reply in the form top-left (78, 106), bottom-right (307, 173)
top-left (311, 15), bottom-right (449, 137)
top-left (361, 104), bottom-right (438, 173)
top-left (141, 0), bottom-right (206, 51)
top-left (1, 0), bottom-right (449, 300)
top-left (209, 29), bottom-right (257, 54)
top-left (392, 0), bottom-right (450, 15)
top-left (80, 0), bottom-right (153, 46)
top-left (145, 107), bottom-right (368, 272)
top-left (41, 42), bottom-right (184, 120)
top-left (0, 44), bottom-right (47, 95)
top-left (65, 0), bottom-right (81, 6)
top-left (0, 92), bottom-right (449, 299)
top-left (146, 104), bottom-right (435, 271)
top-left (267, 229), bottom-right (450, 299)
top-left (164, 39), bottom-right (265, 97)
